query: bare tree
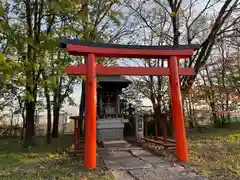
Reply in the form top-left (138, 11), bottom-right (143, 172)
top-left (124, 0), bottom-right (240, 89)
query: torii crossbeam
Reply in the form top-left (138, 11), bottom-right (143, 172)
top-left (60, 39), bottom-right (200, 169)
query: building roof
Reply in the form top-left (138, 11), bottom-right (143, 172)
top-left (97, 76), bottom-right (131, 89)
top-left (60, 39), bottom-right (200, 51)
top-left (97, 76), bottom-right (131, 83)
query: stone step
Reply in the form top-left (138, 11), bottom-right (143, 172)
top-left (102, 140), bottom-right (131, 148)
top-left (69, 149), bottom-right (84, 153)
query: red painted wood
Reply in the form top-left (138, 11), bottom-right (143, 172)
top-left (155, 136), bottom-right (175, 144)
top-left (73, 120), bottom-right (78, 152)
top-left (67, 44), bottom-right (195, 59)
top-left (74, 127), bottom-right (78, 151)
top-left (169, 56), bottom-right (188, 163)
top-left (65, 64), bottom-right (195, 76)
top-left (84, 53), bottom-right (97, 168)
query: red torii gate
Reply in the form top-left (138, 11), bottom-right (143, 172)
top-left (60, 39), bottom-right (199, 169)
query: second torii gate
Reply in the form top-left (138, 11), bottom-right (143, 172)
top-left (60, 39), bottom-right (199, 169)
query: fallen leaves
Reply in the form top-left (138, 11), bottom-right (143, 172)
top-left (0, 136), bottom-right (114, 180)
top-left (49, 153), bottom-right (56, 159)
top-left (79, 176), bottom-right (88, 180)
top-left (189, 130), bottom-right (240, 180)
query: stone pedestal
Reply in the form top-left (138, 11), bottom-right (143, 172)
top-left (97, 118), bottom-right (128, 143)
top-left (135, 114), bottom-right (144, 142)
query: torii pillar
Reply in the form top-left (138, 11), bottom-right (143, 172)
top-left (169, 56), bottom-right (188, 162)
top-left (84, 53), bottom-right (97, 168)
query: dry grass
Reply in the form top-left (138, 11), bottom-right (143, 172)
top-left (2, 129), bottom-right (239, 180)
top-left (188, 129), bottom-right (240, 180)
top-left (0, 135), bottom-right (114, 180)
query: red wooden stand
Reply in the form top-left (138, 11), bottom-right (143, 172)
top-left (73, 119), bottom-right (78, 152)
top-left (61, 40), bottom-right (199, 168)
top-left (68, 116), bottom-right (84, 158)
top-left (142, 113), bottom-right (176, 150)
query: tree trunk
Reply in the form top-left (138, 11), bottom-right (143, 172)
top-left (46, 104), bottom-right (52, 143)
top-left (21, 119), bottom-right (25, 141)
top-left (153, 105), bottom-right (161, 136)
top-left (210, 101), bottom-right (218, 124)
top-left (23, 101), bottom-right (35, 148)
top-left (79, 81), bottom-right (85, 136)
top-left (226, 94), bottom-right (231, 123)
top-left (168, 1), bottom-right (180, 136)
top-left (52, 103), bottom-right (60, 138)
top-left (45, 86), bottom-right (52, 144)
top-left (78, 0), bottom-right (89, 137)
top-left (19, 98), bottom-right (25, 141)
top-left (171, 15), bottom-right (180, 46)
top-left (167, 102), bottom-right (174, 138)
top-left (52, 75), bottom-right (60, 138)
top-left (10, 110), bottom-right (14, 136)
top-left (188, 91), bottom-right (195, 128)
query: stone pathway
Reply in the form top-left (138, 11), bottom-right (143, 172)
top-left (102, 143), bottom-right (208, 180)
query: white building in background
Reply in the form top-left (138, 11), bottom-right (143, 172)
top-left (0, 109), bottom-right (77, 135)
top-left (34, 111), bottom-right (73, 135)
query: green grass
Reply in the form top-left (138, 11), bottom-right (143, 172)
top-left (0, 135), bottom-right (114, 180)
top-left (188, 128), bottom-right (240, 137)
top-left (188, 128), bottom-right (240, 180)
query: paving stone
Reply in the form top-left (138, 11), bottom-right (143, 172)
top-left (106, 150), bottom-right (133, 159)
top-left (130, 149), bottom-right (153, 156)
top-left (104, 159), bottom-right (116, 166)
top-left (111, 170), bottom-right (136, 180)
top-left (163, 167), bottom-right (184, 173)
top-left (129, 168), bottom-right (208, 180)
top-left (104, 156), bottom-right (152, 170)
top-left (131, 151), bottom-right (173, 168)
top-left (129, 168), bottom-right (178, 180)
top-left (104, 164), bottom-right (124, 171)
top-left (137, 155), bottom-right (173, 168)
top-left (102, 144), bottom-right (208, 180)
top-left (122, 158), bottom-right (152, 170)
